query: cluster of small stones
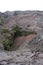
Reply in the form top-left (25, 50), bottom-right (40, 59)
top-left (0, 49), bottom-right (43, 65)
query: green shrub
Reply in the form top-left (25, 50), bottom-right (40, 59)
top-left (12, 25), bottom-right (22, 37)
top-left (12, 25), bottom-right (37, 37)
top-left (28, 31), bottom-right (37, 35)
top-left (0, 17), bottom-right (4, 25)
top-left (3, 25), bottom-right (37, 51)
top-left (3, 29), bottom-right (10, 33)
top-left (3, 29), bottom-right (12, 38)
top-left (3, 29), bottom-right (14, 51)
top-left (3, 38), bottom-right (13, 51)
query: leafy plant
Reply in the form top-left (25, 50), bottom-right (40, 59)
top-left (28, 31), bottom-right (37, 35)
top-left (11, 25), bottom-right (22, 37)
top-left (3, 29), bottom-right (14, 51)
top-left (0, 17), bottom-right (4, 25)
top-left (3, 29), bottom-right (10, 33)
top-left (3, 25), bottom-right (37, 51)
top-left (3, 37), bottom-right (13, 51)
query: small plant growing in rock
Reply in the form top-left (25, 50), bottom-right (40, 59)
top-left (3, 36), bottom-right (14, 51)
top-left (0, 17), bottom-right (4, 25)
top-left (3, 25), bottom-right (37, 51)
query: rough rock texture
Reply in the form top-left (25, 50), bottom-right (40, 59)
top-left (12, 34), bottom-right (43, 51)
top-left (0, 11), bottom-right (43, 65)
top-left (0, 49), bottom-right (43, 65)
top-left (0, 11), bottom-right (43, 32)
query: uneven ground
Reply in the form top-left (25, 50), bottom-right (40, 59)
top-left (0, 11), bottom-right (43, 65)
top-left (0, 49), bottom-right (43, 65)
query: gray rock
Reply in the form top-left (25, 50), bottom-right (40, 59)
top-left (0, 43), bottom-right (4, 50)
top-left (0, 61), bottom-right (7, 65)
top-left (0, 49), bottom-right (43, 65)
top-left (9, 63), bottom-right (17, 65)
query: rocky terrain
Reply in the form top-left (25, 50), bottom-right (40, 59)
top-left (0, 48), bottom-right (43, 65)
top-left (0, 11), bottom-right (43, 34)
top-left (0, 11), bottom-right (43, 65)
top-left (0, 49), bottom-right (43, 65)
